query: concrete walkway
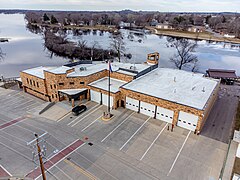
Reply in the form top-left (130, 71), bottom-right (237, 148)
top-left (221, 140), bottom-right (238, 180)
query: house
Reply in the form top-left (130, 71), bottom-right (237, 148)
top-left (156, 23), bottom-right (173, 30)
top-left (20, 52), bottom-right (219, 133)
top-left (206, 69), bottom-right (237, 85)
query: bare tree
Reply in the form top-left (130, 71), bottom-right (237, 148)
top-left (0, 47), bottom-right (5, 61)
top-left (110, 34), bottom-right (125, 62)
top-left (170, 39), bottom-right (198, 71)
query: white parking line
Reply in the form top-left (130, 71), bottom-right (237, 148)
top-left (71, 105), bottom-right (103, 127)
top-left (119, 116), bottom-right (151, 151)
top-left (57, 111), bottom-right (72, 122)
top-left (167, 130), bottom-right (191, 176)
top-left (140, 123), bottom-right (168, 161)
top-left (67, 104), bottom-right (99, 126)
top-left (0, 164), bottom-right (12, 176)
top-left (81, 115), bottom-right (102, 132)
top-left (101, 112), bottom-right (135, 142)
top-left (12, 100), bottom-right (35, 109)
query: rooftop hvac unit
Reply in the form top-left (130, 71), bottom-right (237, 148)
top-left (130, 66), bottom-right (136, 71)
top-left (79, 67), bottom-right (87, 71)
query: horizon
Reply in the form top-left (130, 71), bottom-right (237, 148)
top-left (0, 0), bottom-right (239, 13)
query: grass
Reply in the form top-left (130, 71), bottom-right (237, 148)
top-left (235, 101), bottom-right (240, 131)
top-left (146, 26), bottom-right (240, 44)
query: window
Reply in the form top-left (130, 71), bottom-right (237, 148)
top-left (54, 84), bottom-right (56, 89)
top-left (33, 81), bottom-right (36, 87)
top-left (50, 85), bottom-right (52, 89)
top-left (52, 94), bottom-right (54, 98)
top-left (80, 82), bottom-right (85, 85)
top-left (37, 82), bottom-right (39, 88)
top-left (59, 83), bottom-right (64, 86)
top-left (27, 78), bottom-right (29, 84)
top-left (70, 82), bottom-right (74, 85)
top-left (55, 94), bottom-right (58, 98)
top-left (30, 80), bottom-right (32, 85)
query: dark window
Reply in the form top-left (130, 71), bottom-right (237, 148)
top-left (50, 85), bottom-right (52, 89)
top-left (27, 78), bottom-right (29, 84)
top-left (55, 94), bottom-right (58, 98)
top-left (33, 81), bottom-right (36, 86)
top-left (37, 82), bottom-right (39, 88)
top-left (30, 80), bottom-right (32, 85)
top-left (59, 83), bottom-right (64, 86)
top-left (54, 84), bottom-right (56, 89)
top-left (80, 82), bottom-right (85, 85)
top-left (70, 82), bottom-right (74, 85)
top-left (52, 94), bottom-right (54, 98)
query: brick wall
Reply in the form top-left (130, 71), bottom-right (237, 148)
top-left (120, 88), bottom-right (205, 131)
top-left (110, 72), bottom-right (134, 82)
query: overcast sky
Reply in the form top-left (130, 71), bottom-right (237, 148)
top-left (0, 0), bottom-right (239, 12)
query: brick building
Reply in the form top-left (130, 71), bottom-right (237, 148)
top-left (20, 53), bottom-right (219, 132)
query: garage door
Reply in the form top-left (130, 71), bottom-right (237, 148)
top-left (140, 101), bottom-right (155, 117)
top-left (156, 106), bottom-right (174, 123)
top-left (90, 90), bottom-right (101, 103)
top-left (177, 111), bottom-right (198, 131)
top-left (102, 93), bottom-right (113, 109)
top-left (126, 97), bottom-right (139, 112)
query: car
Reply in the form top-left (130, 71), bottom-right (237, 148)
top-left (72, 105), bottom-right (87, 116)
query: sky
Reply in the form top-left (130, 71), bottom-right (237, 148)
top-left (0, 0), bottom-right (239, 12)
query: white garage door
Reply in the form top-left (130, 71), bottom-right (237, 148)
top-left (102, 93), bottom-right (113, 109)
top-left (90, 90), bottom-right (101, 103)
top-left (156, 106), bottom-right (174, 123)
top-left (177, 111), bottom-right (199, 131)
top-left (140, 101), bottom-right (155, 117)
top-left (126, 97), bottom-right (139, 112)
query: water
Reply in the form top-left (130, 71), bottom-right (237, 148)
top-left (0, 13), bottom-right (240, 77)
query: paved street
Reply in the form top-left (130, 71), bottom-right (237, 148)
top-left (201, 84), bottom-right (240, 143)
top-left (0, 87), bottom-right (234, 180)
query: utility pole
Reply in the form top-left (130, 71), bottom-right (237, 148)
top-left (35, 133), bottom-right (46, 180)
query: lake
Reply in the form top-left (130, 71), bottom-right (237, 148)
top-left (0, 13), bottom-right (240, 77)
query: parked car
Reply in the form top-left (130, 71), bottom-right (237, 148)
top-left (72, 105), bottom-right (87, 116)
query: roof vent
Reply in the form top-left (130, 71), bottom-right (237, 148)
top-left (174, 77), bottom-right (176, 82)
top-left (202, 87), bottom-right (205, 92)
top-left (130, 66), bottom-right (136, 70)
top-left (79, 67), bottom-right (87, 71)
top-left (192, 86), bottom-right (196, 90)
top-left (174, 89), bottom-right (176, 93)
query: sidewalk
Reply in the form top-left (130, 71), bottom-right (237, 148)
top-left (221, 140), bottom-right (238, 180)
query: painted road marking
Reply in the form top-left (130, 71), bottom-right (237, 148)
top-left (140, 123), bottom-right (168, 161)
top-left (26, 139), bottom-right (85, 179)
top-left (57, 111), bottom-right (72, 122)
top-left (64, 159), bottom-right (97, 180)
top-left (0, 165), bottom-right (12, 177)
top-left (67, 104), bottom-right (99, 126)
top-left (101, 112), bottom-right (135, 142)
top-left (81, 115), bottom-right (102, 132)
top-left (119, 117), bottom-right (151, 151)
top-left (167, 131), bottom-right (191, 176)
top-left (71, 105), bottom-right (103, 127)
top-left (0, 117), bottom-right (26, 130)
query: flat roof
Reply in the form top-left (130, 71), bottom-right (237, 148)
top-left (22, 66), bottom-right (57, 79)
top-left (89, 77), bottom-right (127, 93)
top-left (122, 68), bottom-right (219, 110)
top-left (45, 66), bottom-right (73, 74)
top-left (66, 62), bottom-right (151, 77)
top-left (59, 88), bottom-right (87, 96)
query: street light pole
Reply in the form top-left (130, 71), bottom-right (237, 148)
top-left (35, 133), bottom-right (46, 180)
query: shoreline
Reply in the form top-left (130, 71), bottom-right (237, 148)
top-left (146, 26), bottom-right (240, 44)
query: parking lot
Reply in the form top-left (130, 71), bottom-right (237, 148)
top-left (0, 87), bottom-right (230, 180)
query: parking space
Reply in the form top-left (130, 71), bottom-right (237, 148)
top-left (0, 87), bottom-right (229, 180)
